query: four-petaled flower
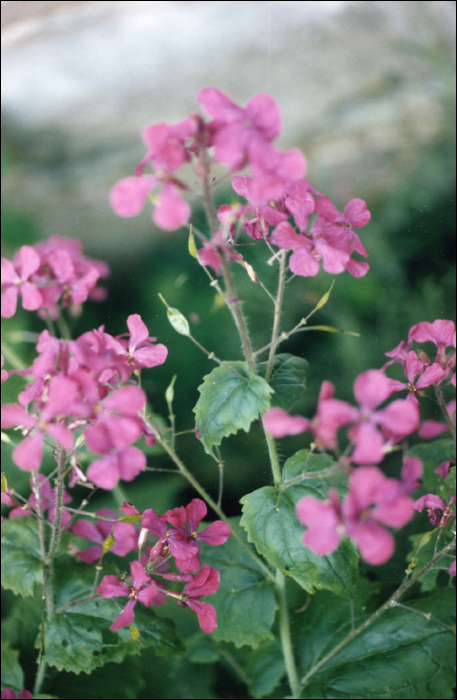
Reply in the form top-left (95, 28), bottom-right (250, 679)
top-left (96, 560), bottom-right (159, 631)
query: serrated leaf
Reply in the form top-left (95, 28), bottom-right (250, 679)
top-left (199, 518), bottom-right (278, 649)
top-left (194, 363), bottom-right (273, 456)
top-left (299, 588), bottom-right (456, 699)
top-left (258, 353), bottom-right (308, 411)
top-left (240, 450), bottom-right (359, 597)
top-left (1, 640), bottom-right (24, 691)
top-left (1, 518), bottom-right (44, 597)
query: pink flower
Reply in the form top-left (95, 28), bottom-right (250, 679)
top-left (1, 246), bottom-right (43, 318)
top-left (177, 564), bottom-right (220, 633)
top-left (85, 385), bottom-right (147, 490)
top-left (296, 466), bottom-right (415, 565)
top-left (142, 508), bottom-right (200, 572)
top-left (263, 407), bottom-right (310, 438)
top-left (388, 350), bottom-right (447, 403)
top-left (413, 493), bottom-right (455, 527)
top-left (197, 88), bottom-right (282, 172)
top-left (348, 370), bottom-right (419, 464)
top-left (419, 399), bottom-right (456, 439)
top-left (96, 560), bottom-right (158, 631)
top-left (71, 508), bottom-right (138, 563)
top-left (1, 376), bottom-right (77, 471)
top-left (1, 690), bottom-right (33, 699)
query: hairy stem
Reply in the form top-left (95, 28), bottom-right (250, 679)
top-left (276, 570), bottom-right (301, 699)
top-left (435, 385), bottom-right (456, 439)
top-left (265, 250), bottom-right (287, 382)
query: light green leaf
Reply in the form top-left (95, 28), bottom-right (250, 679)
top-left (199, 518), bottom-right (278, 649)
top-left (240, 450), bottom-right (359, 597)
top-left (194, 362), bottom-right (273, 456)
top-left (299, 588), bottom-right (456, 699)
top-left (258, 353), bottom-right (308, 411)
top-left (1, 518), bottom-right (44, 597)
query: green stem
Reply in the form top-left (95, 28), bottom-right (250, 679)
top-left (145, 417), bottom-right (275, 583)
top-left (265, 250), bottom-right (286, 382)
top-left (276, 570), bottom-right (301, 699)
top-left (300, 538), bottom-right (456, 689)
top-left (219, 253), bottom-right (256, 377)
top-left (263, 420), bottom-right (282, 487)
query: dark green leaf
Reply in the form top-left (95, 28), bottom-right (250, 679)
top-left (1, 640), bottom-right (24, 691)
top-left (408, 438), bottom-right (455, 496)
top-left (298, 587), bottom-right (456, 699)
top-left (194, 362), bottom-right (273, 456)
top-left (199, 518), bottom-right (278, 649)
top-left (245, 639), bottom-right (286, 698)
top-left (407, 529), bottom-right (455, 592)
top-left (258, 353), bottom-right (308, 411)
top-left (240, 450), bottom-right (359, 597)
top-left (1, 517), bottom-right (44, 597)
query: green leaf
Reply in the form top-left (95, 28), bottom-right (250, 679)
top-left (408, 438), bottom-right (455, 496)
top-left (40, 560), bottom-right (184, 674)
top-left (1, 517), bottom-right (44, 597)
top-left (407, 529), bottom-right (455, 593)
top-left (299, 588), bottom-right (456, 699)
top-left (199, 518), bottom-right (278, 649)
top-left (258, 353), bottom-right (308, 411)
top-left (240, 450), bottom-right (359, 597)
top-left (1, 640), bottom-right (24, 692)
top-left (245, 639), bottom-right (286, 698)
top-left (194, 362), bottom-right (273, 456)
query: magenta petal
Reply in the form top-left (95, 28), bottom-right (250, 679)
top-left (96, 574), bottom-right (130, 598)
top-left (373, 495), bottom-right (414, 528)
top-left (303, 524), bottom-right (342, 556)
top-left (377, 399), bottom-right (419, 436)
top-left (245, 92), bottom-right (282, 141)
top-left (183, 565), bottom-right (220, 597)
top-left (354, 370), bottom-right (394, 409)
top-left (13, 432), bottom-right (44, 471)
top-left (87, 455), bottom-right (120, 490)
top-left (1, 404), bottom-right (36, 429)
top-left (130, 560), bottom-right (151, 590)
top-left (271, 221), bottom-right (303, 250)
top-left (289, 248), bottom-right (320, 277)
top-left (110, 176), bottom-right (157, 217)
top-left (20, 282), bottom-right (43, 311)
top-left (71, 519), bottom-right (103, 543)
top-left (127, 313), bottom-right (149, 350)
top-left (197, 520), bottom-right (231, 546)
top-left (350, 521), bottom-right (394, 565)
top-left (1, 285), bottom-right (19, 318)
top-left (110, 598), bottom-right (137, 631)
top-left (187, 599), bottom-right (217, 633)
top-left (264, 407), bottom-right (309, 437)
top-left (153, 183), bottom-right (190, 231)
top-left (185, 499), bottom-right (207, 531)
top-left (344, 198), bottom-right (371, 227)
top-left (133, 343), bottom-right (168, 368)
top-left (76, 545), bottom-right (103, 563)
top-left (350, 422), bottom-right (385, 464)
top-left (103, 386), bottom-right (146, 415)
top-left (117, 446), bottom-right (146, 482)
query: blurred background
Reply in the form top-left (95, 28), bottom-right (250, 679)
top-left (1, 1), bottom-right (456, 697)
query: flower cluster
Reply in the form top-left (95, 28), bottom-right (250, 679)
top-left (1, 261), bottom-right (167, 488)
top-left (265, 321), bottom-right (455, 565)
top-left (109, 88), bottom-right (370, 280)
top-left (94, 499), bottom-right (230, 633)
top-left (1, 236), bottom-right (109, 319)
